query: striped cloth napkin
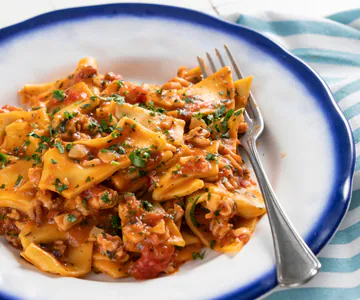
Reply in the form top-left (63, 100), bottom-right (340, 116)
top-left (224, 9), bottom-right (360, 299)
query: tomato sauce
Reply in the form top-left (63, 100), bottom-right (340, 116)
top-left (130, 244), bottom-right (175, 279)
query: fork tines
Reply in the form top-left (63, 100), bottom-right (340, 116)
top-left (197, 45), bottom-right (244, 80)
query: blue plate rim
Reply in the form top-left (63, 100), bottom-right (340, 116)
top-left (0, 3), bottom-right (355, 300)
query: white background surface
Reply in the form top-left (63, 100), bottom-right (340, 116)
top-left (0, 0), bottom-right (359, 29)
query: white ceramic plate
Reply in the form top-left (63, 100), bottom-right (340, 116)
top-left (0, 4), bottom-right (354, 300)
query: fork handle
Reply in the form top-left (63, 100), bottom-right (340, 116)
top-left (242, 136), bottom-right (321, 286)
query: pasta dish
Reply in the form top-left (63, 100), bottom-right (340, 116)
top-left (0, 58), bottom-right (266, 279)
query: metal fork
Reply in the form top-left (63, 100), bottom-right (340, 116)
top-left (197, 45), bottom-right (321, 287)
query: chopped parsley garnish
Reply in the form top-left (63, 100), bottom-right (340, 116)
top-left (189, 196), bottom-right (200, 227)
top-left (51, 107), bottom-right (61, 116)
top-left (185, 97), bottom-right (194, 103)
top-left (55, 141), bottom-right (64, 154)
top-left (28, 131), bottom-right (41, 139)
top-left (111, 215), bottom-right (122, 231)
top-left (52, 90), bottom-right (65, 101)
top-left (101, 192), bottom-right (111, 203)
top-left (220, 132), bottom-right (230, 139)
top-left (0, 184), bottom-right (5, 189)
top-left (85, 176), bottom-right (91, 182)
top-left (210, 240), bottom-right (216, 249)
top-left (15, 174), bottom-right (23, 187)
top-left (192, 251), bottom-right (206, 260)
top-left (64, 111), bottom-right (78, 120)
top-left (117, 80), bottom-right (124, 88)
top-left (138, 101), bottom-right (166, 114)
top-left (66, 144), bottom-right (74, 152)
top-left (94, 94), bottom-right (125, 105)
top-left (36, 143), bottom-right (48, 153)
top-left (234, 109), bottom-right (243, 116)
top-left (129, 152), bottom-right (146, 167)
top-left (220, 109), bottom-right (234, 134)
top-left (82, 199), bottom-right (88, 210)
top-left (88, 122), bottom-right (98, 131)
top-left (50, 159), bottom-right (58, 164)
top-left (81, 103), bottom-right (91, 109)
top-left (130, 123), bottom-right (137, 131)
top-left (32, 154), bottom-right (42, 165)
top-left (0, 153), bottom-right (7, 169)
top-left (214, 105), bottom-right (226, 119)
top-left (106, 250), bottom-right (115, 260)
top-left (129, 148), bottom-right (152, 168)
top-left (205, 153), bottom-right (217, 161)
top-left (41, 136), bottom-right (50, 143)
top-left (142, 200), bottom-right (153, 212)
top-left (99, 120), bottom-right (110, 133)
top-left (55, 178), bottom-right (68, 193)
top-left (66, 214), bottom-right (77, 223)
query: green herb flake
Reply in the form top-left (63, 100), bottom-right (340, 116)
top-left (52, 90), bottom-right (65, 101)
top-left (64, 111), bottom-right (77, 120)
top-left (189, 196), bottom-right (200, 227)
top-left (117, 80), bottom-right (124, 88)
top-left (111, 215), bottom-right (121, 230)
top-left (15, 174), bottom-right (23, 187)
top-left (55, 141), bottom-right (64, 154)
top-left (205, 153), bottom-right (217, 161)
top-left (81, 103), bottom-right (91, 110)
top-left (101, 192), bottom-right (111, 204)
top-left (82, 199), bottom-right (88, 210)
top-left (234, 109), bottom-right (243, 116)
top-left (66, 214), bottom-right (77, 223)
top-left (220, 132), bottom-right (230, 139)
top-left (66, 144), bottom-right (74, 152)
top-left (129, 151), bottom-right (147, 168)
top-left (55, 178), bottom-right (68, 193)
top-left (50, 159), bottom-right (58, 164)
top-left (192, 250), bottom-right (206, 260)
top-left (142, 200), bottom-right (154, 212)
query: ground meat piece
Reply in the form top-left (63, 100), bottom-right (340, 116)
top-left (0, 208), bottom-right (25, 248)
top-left (184, 127), bottom-right (211, 148)
top-left (96, 233), bottom-right (128, 263)
top-left (40, 240), bottom-right (67, 262)
top-left (82, 186), bottom-right (119, 210)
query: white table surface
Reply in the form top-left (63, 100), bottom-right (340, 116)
top-left (0, 0), bottom-right (359, 29)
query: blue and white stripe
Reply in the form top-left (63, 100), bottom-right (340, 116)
top-left (233, 9), bottom-right (360, 299)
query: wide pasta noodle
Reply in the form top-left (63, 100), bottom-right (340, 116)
top-left (0, 57), bottom-right (265, 280)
